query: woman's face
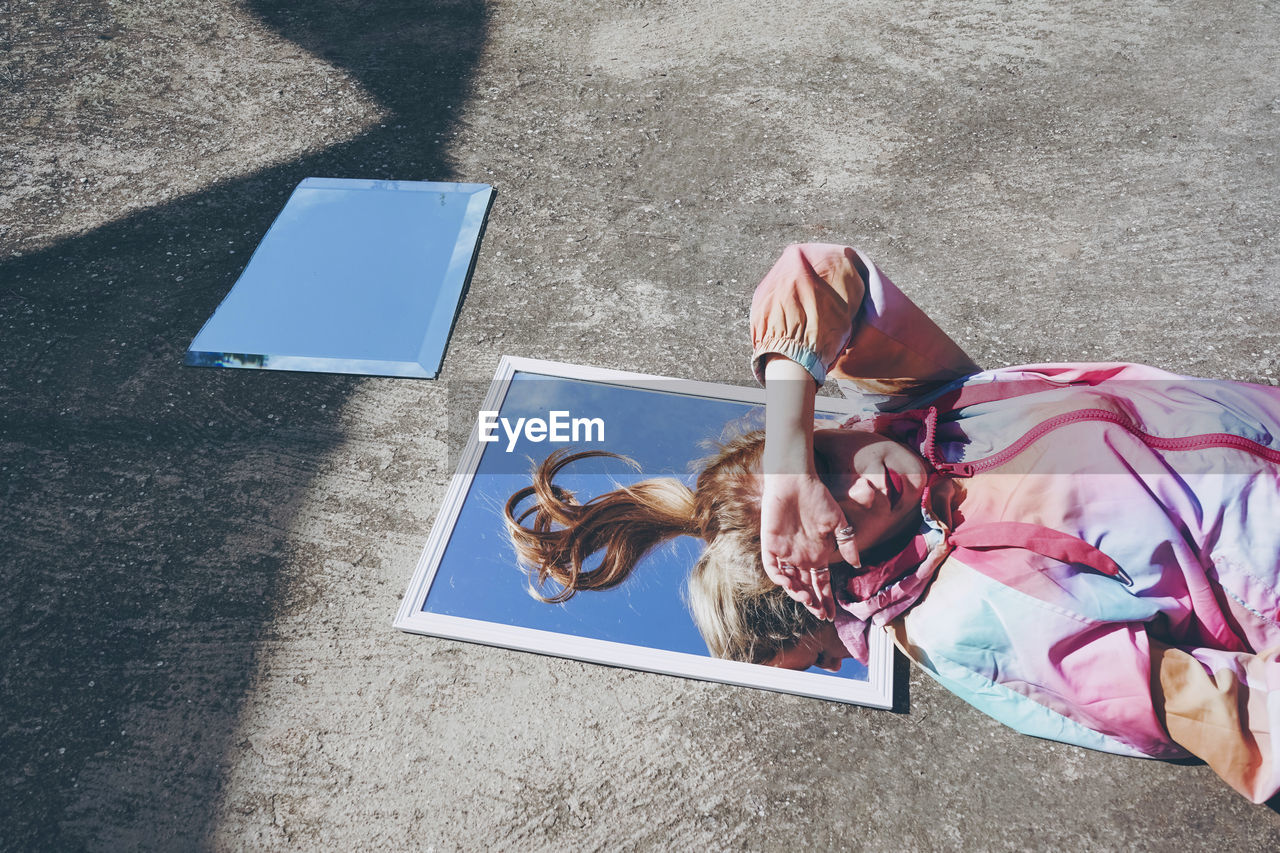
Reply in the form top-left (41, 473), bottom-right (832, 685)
top-left (765, 620), bottom-right (850, 672)
top-left (812, 428), bottom-right (928, 553)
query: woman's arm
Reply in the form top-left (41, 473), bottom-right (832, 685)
top-left (750, 246), bottom-right (866, 620)
top-left (751, 243), bottom-right (975, 617)
top-left (750, 244), bottom-right (865, 388)
top-left (759, 355), bottom-right (860, 621)
top-left (752, 243), bottom-right (978, 401)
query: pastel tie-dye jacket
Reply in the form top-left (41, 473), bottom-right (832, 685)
top-left (751, 244), bottom-right (1280, 803)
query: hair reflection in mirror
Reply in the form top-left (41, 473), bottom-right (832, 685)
top-left (504, 431), bottom-right (821, 664)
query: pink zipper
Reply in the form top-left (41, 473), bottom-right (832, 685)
top-left (922, 406), bottom-right (1280, 478)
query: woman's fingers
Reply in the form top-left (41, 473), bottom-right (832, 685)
top-left (833, 525), bottom-right (862, 570)
top-left (767, 558), bottom-right (829, 620)
top-left (763, 554), bottom-right (795, 588)
top-left (771, 553), bottom-right (839, 621)
top-left (809, 567), bottom-right (834, 621)
top-left (762, 536), bottom-right (845, 621)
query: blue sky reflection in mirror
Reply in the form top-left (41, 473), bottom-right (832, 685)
top-left (418, 368), bottom-right (871, 684)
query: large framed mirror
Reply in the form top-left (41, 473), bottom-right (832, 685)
top-left (395, 357), bottom-right (895, 707)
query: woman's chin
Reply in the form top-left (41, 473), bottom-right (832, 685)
top-left (859, 512), bottom-right (922, 565)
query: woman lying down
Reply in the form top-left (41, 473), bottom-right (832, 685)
top-left (505, 243), bottom-right (1280, 803)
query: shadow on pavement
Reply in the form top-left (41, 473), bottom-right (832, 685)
top-left (0, 2), bottom-right (487, 847)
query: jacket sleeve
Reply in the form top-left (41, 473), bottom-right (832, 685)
top-left (1151, 641), bottom-right (1280, 803)
top-left (750, 243), bottom-right (979, 399)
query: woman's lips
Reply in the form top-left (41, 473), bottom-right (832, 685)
top-left (886, 468), bottom-right (903, 508)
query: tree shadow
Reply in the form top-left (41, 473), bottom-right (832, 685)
top-left (0, 1), bottom-right (488, 847)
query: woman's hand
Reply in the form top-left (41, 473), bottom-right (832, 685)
top-left (760, 473), bottom-right (861, 621)
top-left (760, 356), bottom-right (862, 621)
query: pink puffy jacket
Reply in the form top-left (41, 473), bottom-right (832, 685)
top-left (752, 244), bottom-right (1280, 803)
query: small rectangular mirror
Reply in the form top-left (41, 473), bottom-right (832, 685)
top-left (185, 178), bottom-right (494, 378)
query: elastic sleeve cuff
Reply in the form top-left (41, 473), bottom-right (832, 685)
top-left (751, 337), bottom-right (827, 386)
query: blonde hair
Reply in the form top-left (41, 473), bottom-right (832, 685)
top-left (504, 431), bottom-right (820, 663)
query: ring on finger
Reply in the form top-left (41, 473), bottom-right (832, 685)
top-left (834, 525), bottom-right (856, 542)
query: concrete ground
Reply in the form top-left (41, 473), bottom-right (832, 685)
top-left (3, 0), bottom-right (1280, 849)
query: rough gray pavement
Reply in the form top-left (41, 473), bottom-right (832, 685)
top-left (4, 0), bottom-right (1280, 849)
